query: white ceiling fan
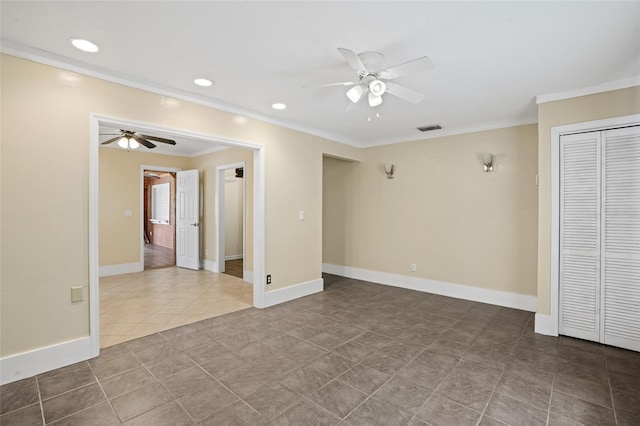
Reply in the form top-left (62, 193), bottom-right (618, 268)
top-left (317, 47), bottom-right (434, 107)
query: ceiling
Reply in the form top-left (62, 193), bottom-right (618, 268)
top-left (2, 1), bottom-right (639, 149)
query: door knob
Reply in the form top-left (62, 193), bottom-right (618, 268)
top-left (191, 223), bottom-right (199, 227)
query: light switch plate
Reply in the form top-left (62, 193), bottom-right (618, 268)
top-left (71, 286), bottom-right (83, 303)
top-left (124, 210), bottom-right (133, 217)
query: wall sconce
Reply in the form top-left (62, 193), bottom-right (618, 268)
top-left (482, 154), bottom-right (494, 172)
top-left (384, 164), bottom-right (395, 179)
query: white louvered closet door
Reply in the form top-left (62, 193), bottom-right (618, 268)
top-left (559, 132), bottom-right (602, 342)
top-left (560, 125), bottom-right (640, 352)
top-left (602, 126), bottom-right (640, 351)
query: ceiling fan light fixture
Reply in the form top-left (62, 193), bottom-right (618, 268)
top-left (117, 137), bottom-right (129, 149)
top-left (346, 85), bottom-right (364, 103)
top-left (117, 136), bottom-right (139, 150)
top-left (368, 92), bottom-right (383, 107)
top-left (369, 79), bottom-right (386, 97)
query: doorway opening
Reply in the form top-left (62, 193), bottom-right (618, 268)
top-left (216, 163), bottom-right (246, 280)
top-left (143, 169), bottom-right (177, 270)
top-left (90, 114), bottom-right (266, 355)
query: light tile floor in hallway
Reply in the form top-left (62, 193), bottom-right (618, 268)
top-left (100, 267), bottom-right (253, 348)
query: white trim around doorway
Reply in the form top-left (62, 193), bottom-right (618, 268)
top-left (89, 113), bottom-right (267, 358)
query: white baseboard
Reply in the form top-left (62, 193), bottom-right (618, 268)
top-left (263, 278), bottom-right (323, 308)
top-left (322, 264), bottom-right (537, 312)
top-left (99, 262), bottom-right (143, 277)
top-left (203, 259), bottom-right (218, 272)
top-left (0, 337), bottom-right (96, 385)
top-left (534, 313), bottom-right (558, 336)
top-left (243, 270), bottom-right (253, 284)
top-left (225, 254), bottom-right (243, 261)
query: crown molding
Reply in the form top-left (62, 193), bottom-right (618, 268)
top-left (536, 75), bottom-right (640, 105)
top-left (362, 116), bottom-right (539, 148)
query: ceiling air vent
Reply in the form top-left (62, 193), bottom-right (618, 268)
top-left (417, 125), bottom-right (442, 132)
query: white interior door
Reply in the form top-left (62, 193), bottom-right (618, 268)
top-left (559, 132), bottom-right (602, 342)
top-left (602, 126), bottom-right (640, 351)
top-left (176, 169), bottom-right (200, 270)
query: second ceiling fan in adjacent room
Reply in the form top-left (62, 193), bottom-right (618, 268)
top-left (100, 129), bottom-right (176, 150)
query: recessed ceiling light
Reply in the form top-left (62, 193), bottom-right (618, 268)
top-left (194, 78), bottom-right (213, 87)
top-left (272, 103), bottom-right (286, 110)
top-left (70, 38), bottom-right (99, 53)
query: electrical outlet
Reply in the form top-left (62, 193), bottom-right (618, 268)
top-left (71, 286), bottom-right (83, 303)
top-left (411, 264), bottom-right (417, 272)
top-left (266, 274), bottom-right (272, 284)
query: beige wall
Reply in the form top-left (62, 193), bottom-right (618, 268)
top-left (99, 148), bottom-right (190, 265)
top-left (224, 169), bottom-right (244, 257)
top-left (324, 125), bottom-right (539, 296)
top-left (0, 54), bottom-right (359, 357)
top-left (536, 86), bottom-right (640, 314)
top-left (191, 148), bottom-right (254, 271)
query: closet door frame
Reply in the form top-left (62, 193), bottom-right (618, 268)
top-left (547, 113), bottom-right (640, 338)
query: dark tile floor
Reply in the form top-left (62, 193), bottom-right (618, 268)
top-left (1, 274), bottom-right (639, 425)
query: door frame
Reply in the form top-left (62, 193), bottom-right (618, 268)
top-left (141, 166), bottom-right (181, 270)
top-left (215, 162), bottom-right (246, 279)
top-left (89, 113), bottom-right (266, 356)
top-left (548, 113), bottom-right (640, 337)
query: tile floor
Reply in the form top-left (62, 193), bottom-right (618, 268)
top-left (143, 244), bottom-right (175, 270)
top-left (100, 267), bottom-right (253, 348)
top-left (1, 274), bottom-right (639, 425)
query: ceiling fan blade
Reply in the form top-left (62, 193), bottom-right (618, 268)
top-left (337, 47), bottom-right (368, 76)
top-left (100, 136), bottom-right (122, 145)
top-left (368, 92), bottom-right (383, 107)
top-left (139, 134), bottom-right (176, 145)
top-left (379, 56), bottom-right (434, 80)
top-left (385, 82), bottom-right (425, 104)
top-left (134, 136), bottom-right (156, 149)
top-left (306, 81), bottom-right (358, 88)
